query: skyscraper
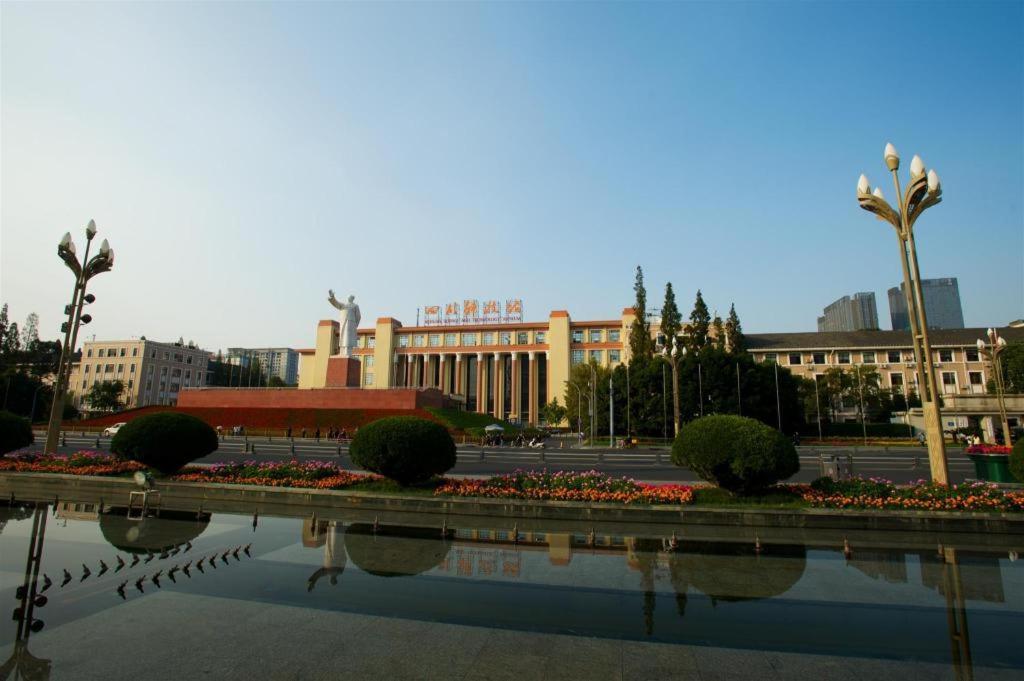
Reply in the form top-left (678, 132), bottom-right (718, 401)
top-left (888, 278), bottom-right (965, 330)
top-left (817, 292), bottom-right (879, 332)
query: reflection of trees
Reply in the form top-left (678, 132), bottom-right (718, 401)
top-left (918, 550), bottom-right (1005, 604)
top-left (99, 511), bottom-right (209, 554)
top-left (848, 549), bottom-right (908, 584)
top-left (0, 503), bottom-right (34, 537)
top-left (630, 539), bottom-right (662, 635)
top-left (668, 541), bottom-right (807, 604)
top-left (306, 522), bottom-right (347, 591)
top-left (344, 524), bottom-right (450, 578)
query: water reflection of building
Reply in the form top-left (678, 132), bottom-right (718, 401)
top-left (435, 529), bottom-right (631, 578)
top-left (54, 502), bottom-right (100, 522)
top-left (847, 547), bottom-right (1005, 604)
top-left (848, 550), bottom-right (909, 584)
top-left (302, 519), bottom-right (347, 590)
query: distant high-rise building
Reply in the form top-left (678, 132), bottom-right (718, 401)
top-left (227, 347), bottom-right (299, 385)
top-left (817, 292), bottom-right (879, 332)
top-left (888, 278), bottom-right (964, 330)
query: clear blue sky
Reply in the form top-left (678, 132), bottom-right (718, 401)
top-left (2, 1), bottom-right (1021, 352)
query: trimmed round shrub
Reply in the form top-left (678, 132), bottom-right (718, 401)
top-left (0, 410), bottom-right (33, 455)
top-left (349, 416), bottom-right (456, 485)
top-left (1010, 438), bottom-right (1024, 483)
top-left (671, 415), bottom-right (799, 495)
top-left (111, 412), bottom-right (218, 475)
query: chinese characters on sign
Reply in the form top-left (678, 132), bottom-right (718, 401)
top-left (421, 299), bottom-right (524, 326)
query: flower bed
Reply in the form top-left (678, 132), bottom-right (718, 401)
top-left (173, 460), bottom-right (371, 489)
top-left (0, 451), bottom-right (144, 476)
top-left (800, 477), bottom-right (1024, 513)
top-left (965, 445), bottom-right (1012, 455)
top-left (435, 470), bottom-right (694, 505)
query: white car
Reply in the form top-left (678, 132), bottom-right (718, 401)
top-left (102, 422), bottom-right (127, 436)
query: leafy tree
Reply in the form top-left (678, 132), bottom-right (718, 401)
top-left (267, 375), bottom-right (288, 388)
top-left (85, 380), bottom-right (125, 411)
top-left (629, 266), bottom-right (654, 360)
top-left (660, 283), bottom-right (682, 350)
top-left (541, 398), bottom-right (567, 426)
top-left (685, 290), bottom-right (710, 353)
top-left (20, 313), bottom-right (39, 351)
top-left (711, 314), bottom-right (725, 350)
top-left (997, 342), bottom-right (1024, 393)
top-left (724, 303), bottom-right (745, 354)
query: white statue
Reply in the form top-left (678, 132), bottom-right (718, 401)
top-left (327, 290), bottom-right (361, 357)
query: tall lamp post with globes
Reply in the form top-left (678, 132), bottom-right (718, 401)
top-left (856, 143), bottom-right (948, 483)
top-left (44, 220), bottom-right (115, 454)
top-left (977, 328), bottom-right (1011, 445)
top-left (656, 336), bottom-right (681, 436)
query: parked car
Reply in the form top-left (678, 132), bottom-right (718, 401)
top-left (102, 422), bottom-right (127, 436)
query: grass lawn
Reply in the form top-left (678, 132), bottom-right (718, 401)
top-left (424, 407), bottom-right (517, 431)
top-left (345, 477), bottom-right (444, 496)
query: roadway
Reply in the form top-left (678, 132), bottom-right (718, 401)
top-left (33, 432), bottom-right (975, 484)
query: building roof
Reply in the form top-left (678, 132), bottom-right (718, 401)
top-left (746, 327), bottom-right (1024, 351)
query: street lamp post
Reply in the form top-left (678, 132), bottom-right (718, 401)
top-left (857, 143), bottom-right (949, 484)
top-left (977, 328), bottom-right (1011, 445)
top-left (44, 221), bottom-right (115, 454)
top-left (813, 373), bottom-right (823, 440)
top-left (657, 337), bottom-right (682, 435)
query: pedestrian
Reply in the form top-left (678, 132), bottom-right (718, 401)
top-left (286, 425), bottom-right (292, 439)
top-left (301, 428), bottom-right (307, 439)
top-left (917, 432), bottom-right (926, 446)
top-left (315, 427), bottom-right (321, 442)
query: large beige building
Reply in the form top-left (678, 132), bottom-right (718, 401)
top-left (298, 309), bottom-right (1023, 428)
top-left (68, 339), bottom-right (211, 409)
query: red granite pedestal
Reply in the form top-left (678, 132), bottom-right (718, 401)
top-left (325, 357), bottom-right (362, 388)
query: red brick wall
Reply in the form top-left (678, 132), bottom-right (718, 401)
top-left (177, 387), bottom-right (448, 410)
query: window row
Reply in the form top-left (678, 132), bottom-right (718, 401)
top-left (570, 329), bottom-right (621, 344)
top-left (766, 348), bottom-right (981, 366)
top-left (397, 331), bottom-right (548, 348)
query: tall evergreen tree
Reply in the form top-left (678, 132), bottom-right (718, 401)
top-left (660, 283), bottom-right (681, 352)
top-left (724, 303), bottom-right (745, 354)
top-left (629, 266), bottom-right (653, 360)
top-left (21, 313), bottom-right (39, 351)
top-left (711, 314), bottom-right (725, 349)
top-left (686, 290), bottom-right (710, 352)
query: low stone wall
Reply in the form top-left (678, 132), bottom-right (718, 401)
top-left (178, 387), bottom-right (449, 410)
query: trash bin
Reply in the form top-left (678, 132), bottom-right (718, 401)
top-left (968, 454), bottom-right (1014, 483)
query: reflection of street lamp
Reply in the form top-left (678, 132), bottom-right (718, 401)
top-left (812, 373), bottom-right (823, 440)
top-left (977, 328), bottom-right (1011, 444)
top-left (44, 221), bottom-right (115, 454)
top-left (857, 144), bottom-right (948, 483)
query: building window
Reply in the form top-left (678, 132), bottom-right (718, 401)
top-left (445, 333), bottom-right (457, 346)
top-left (367, 337), bottom-right (375, 349)
top-left (461, 333), bottom-right (477, 346)
top-left (812, 352), bottom-right (826, 365)
top-left (150, 349), bottom-right (156, 358)
top-left (120, 348), bottom-right (126, 357)
top-left (862, 351), bottom-right (876, 364)
top-left (186, 355), bottom-right (193, 364)
top-left (398, 335), bottom-right (409, 348)
top-left (788, 353), bottom-right (802, 365)
top-left (969, 371), bottom-right (983, 386)
top-left (838, 351), bottom-right (851, 365)
top-left (163, 352), bottom-right (169, 360)
top-left (500, 332), bottom-right (512, 345)
top-left (516, 331), bottom-right (529, 345)
top-left (589, 330), bottom-right (602, 343)
top-left (482, 332), bottom-right (495, 345)
top-left (903, 351), bottom-right (915, 363)
top-left (609, 349), bottom-right (621, 363)
top-left (535, 332), bottom-right (546, 344)
top-left (117, 364), bottom-right (124, 373)
top-left (764, 353), bottom-right (777, 363)
top-left (590, 350), bottom-right (604, 363)
top-left (132, 347), bottom-right (138, 357)
top-left (938, 349), bottom-right (953, 363)
top-left (130, 364), bottom-right (136, 373)
top-left (887, 351), bottom-right (901, 363)
top-left (365, 356), bottom-right (374, 368)
top-left (571, 330), bottom-right (584, 343)
top-left (890, 373), bottom-right (904, 392)
top-left (571, 350), bottom-right (584, 365)
top-left (87, 349), bottom-right (93, 358)
top-left (105, 364), bottom-right (114, 373)
top-left (413, 335), bottom-right (426, 348)
top-left (98, 349), bottom-right (105, 358)
top-left (608, 330), bottom-right (620, 342)
top-left (364, 373), bottom-right (374, 386)
top-left (84, 365), bottom-right (90, 373)
top-left (965, 348), bottom-right (980, 362)
top-left (428, 334), bottom-right (441, 347)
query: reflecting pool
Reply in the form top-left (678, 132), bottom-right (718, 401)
top-left (2, 499), bottom-right (1022, 680)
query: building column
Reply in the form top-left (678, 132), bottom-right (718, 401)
top-left (455, 353), bottom-right (463, 395)
top-left (528, 351), bottom-right (539, 425)
top-left (510, 353), bottom-right (520, 422)
top-left (438, 354), bottom-right (447, 393)
top-left (493, 352), bottom-right (503, 418)
top-left (476, 352), bottom-right (486, 413)
top-left (392, 355), bottom-right (399, 388)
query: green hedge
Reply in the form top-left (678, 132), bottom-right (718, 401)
top-left (1011, 439), bottom-right (1024, 483)
top-left (672, 415), bottom-right (799, 495)
top-left (0, 410), bottom-right (33, 455)
top-left (349, 416), bottom-right (456, 485)
top-left (111, 412), bottom-right (218, 475)
top-left (800, 422), bottom-right (916, 438)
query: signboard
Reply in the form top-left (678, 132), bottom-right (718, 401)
top-left (421, 298), bottom-right (524, 326)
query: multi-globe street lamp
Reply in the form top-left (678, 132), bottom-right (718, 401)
top-left (977, 328), bottom-right (1011, 445)
top-left (656, 336), bottom-right (681, 436)
top-left (44, 220), bottom-right (115, 454)
top-left (856, 143), bottom-right (948, 483)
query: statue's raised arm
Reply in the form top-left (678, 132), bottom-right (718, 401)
top-left (327, 289), bottom-right (343, 310)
